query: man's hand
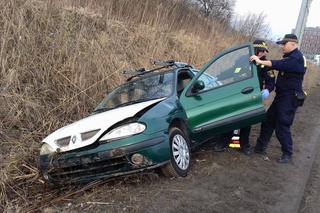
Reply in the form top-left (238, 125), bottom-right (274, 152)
top-left (250, 55), bottom-right (272, 67)
top-left (250, 55), bottom-right (262, 64)
top-left (261, 89), bottom-right (270, 100)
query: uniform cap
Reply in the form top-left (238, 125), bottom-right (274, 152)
top-left (253, 40), bottom-right (269, 53)
top-left (276, 34), bottom-right (298, 44)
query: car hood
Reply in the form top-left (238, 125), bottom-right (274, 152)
top-left (42, 98), bottom-right (165, 152)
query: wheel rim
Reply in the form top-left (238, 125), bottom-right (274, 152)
top-left (172, 134), bottom-right (190, 170)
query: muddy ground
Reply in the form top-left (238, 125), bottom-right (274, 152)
top-left (26, 72), bottom-right (320, 213)
top-left (300, 117), bottom-right (320, 213)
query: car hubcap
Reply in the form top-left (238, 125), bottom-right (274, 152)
top-left (172, 134), bottom-right (190, 170)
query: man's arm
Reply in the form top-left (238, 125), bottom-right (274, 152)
top-left (251, 55), bottom-right (304, 73)
top-left (250, 55), bottom-right (272, 67)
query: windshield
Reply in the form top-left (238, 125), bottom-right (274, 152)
top-left (94, 72), bottom-right (175, 112)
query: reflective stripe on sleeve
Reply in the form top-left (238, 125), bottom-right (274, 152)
top-left (303, 56), bottom-right (307, 68)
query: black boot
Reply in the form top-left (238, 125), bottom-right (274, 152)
top-left (240, 147), bottom-right (252, 156)
top-left (277, 154), bottom-right (292, 164)
top-left (254, 146), bottom-right (267, 155)
top-left (213, 144), bottom-right (227, 152)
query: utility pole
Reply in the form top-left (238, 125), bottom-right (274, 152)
top-left (294, 0), bottom-right (313, 45)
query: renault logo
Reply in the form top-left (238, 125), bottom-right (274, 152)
top-left (71, 136), bottom-right (77, 144)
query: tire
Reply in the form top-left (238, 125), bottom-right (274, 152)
top-left (161, 127), bottom-right (191, 177)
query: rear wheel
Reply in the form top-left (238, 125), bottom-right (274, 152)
top-left (161, 127), bottom-right (191, 177)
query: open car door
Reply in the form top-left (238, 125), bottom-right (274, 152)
top-left (179, 43), bottom-right (266, 142)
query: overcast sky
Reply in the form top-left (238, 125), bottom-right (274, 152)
top-left (234, 0), bottom-right (320, 39)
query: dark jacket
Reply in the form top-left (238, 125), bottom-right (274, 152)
top-left (257, 56), bottom-right (275, 92)
top-left (271, 48), bottom-right (306, 95)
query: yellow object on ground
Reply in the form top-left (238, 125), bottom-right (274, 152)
top-left (229, 136), bottom-right (240, 148)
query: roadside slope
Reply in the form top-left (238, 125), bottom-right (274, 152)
top-left (0, 0), bottom-right (243, 211)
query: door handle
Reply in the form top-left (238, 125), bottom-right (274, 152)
top-left (241, 87), bottom-right (254, 94)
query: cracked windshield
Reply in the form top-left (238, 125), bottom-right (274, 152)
top-left (95, 72), bottom-right (174, 112)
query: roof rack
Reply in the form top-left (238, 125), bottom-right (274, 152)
top-left (123, 60), bottom-right (193, 81)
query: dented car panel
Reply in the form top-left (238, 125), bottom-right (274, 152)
top-left (40, 133), bottom-right (170, 183)
top-left (40, 96), bottom-right (182, 183)
top-left (42, 98), bottom-right (165, 153)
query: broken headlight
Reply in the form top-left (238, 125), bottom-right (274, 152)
top-left (99, 122), bottom-right (146, 141)
top-left (40, 143), bottom-right (55, 155)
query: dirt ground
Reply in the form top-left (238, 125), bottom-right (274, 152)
top-left (299, 121), bottom-right (320, 213)
top-left (27, 70), bottom-right (320, 213)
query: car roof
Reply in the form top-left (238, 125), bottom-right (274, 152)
top-left (125, 61), bottom-right (194, 82)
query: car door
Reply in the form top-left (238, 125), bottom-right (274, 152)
top-left (179, 43), bottom-right (265, 142)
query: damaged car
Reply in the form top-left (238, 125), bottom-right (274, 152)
top-left (39, 43), bottom-right (266, 183)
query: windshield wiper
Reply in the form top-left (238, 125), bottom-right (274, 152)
top-left (116, 100), bottom-right (146, 108)
top-left (117, 97), bottom-right (164, 108)
top-left (94, 100), bottom-right (144, 113)
top-left (93, 97), bottom-right (164, 114)
top-left (93, 107), bottom-right (113, 113)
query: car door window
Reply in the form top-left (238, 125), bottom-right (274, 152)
top-left (200, 47), bottom-right (252, 91)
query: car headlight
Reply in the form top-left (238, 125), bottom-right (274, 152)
top-left (99, 122), bottom-right (146, 141)
top-left (40, 143), bottom-right (55, 155)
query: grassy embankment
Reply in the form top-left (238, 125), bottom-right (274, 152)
top-left (0, 0), bottom-right (318, 212)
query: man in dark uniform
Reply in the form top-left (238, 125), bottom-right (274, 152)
top-left (213, 40), bottom-right (275, 154)
top-left (238, 40), bottom-right (275, 155)
top-left (250, 34), bottom-right (306, 163)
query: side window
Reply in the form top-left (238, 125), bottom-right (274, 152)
top-left (200, 47), bottom-right (252, 91)
top-left (177, 70), bottom-right (193, 96)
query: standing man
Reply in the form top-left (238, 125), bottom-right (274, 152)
top-left (238, 40), bottom-right (275, 155)
top-left (213, 40), bottom-right (275, 154)
top-left (250, 34), bottom-right (306, 163)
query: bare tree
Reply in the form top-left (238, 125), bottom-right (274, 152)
top-left (185, 0), bottom-right (235, 23)
top-left (231, 12), bottom-right (271, 40)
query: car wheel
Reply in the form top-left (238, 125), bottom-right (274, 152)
top-left (161, 127), bottom-right (191, 177)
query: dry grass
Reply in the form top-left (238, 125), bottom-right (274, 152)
top-left (1, 0), bottom-right (319, 212)
top-left (0, 0), bottom-right (244, 211)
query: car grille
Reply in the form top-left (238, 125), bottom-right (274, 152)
top-left (56, 136), bottom-right (71, 147)
top-left (48, 154), bottom-right (129, 181)
top-left (81, 129), bottom-right (100, 141)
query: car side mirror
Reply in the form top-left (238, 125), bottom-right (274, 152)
top-left (192, 80), bottom-right (205, 93)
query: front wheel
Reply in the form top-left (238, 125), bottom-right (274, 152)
top-left (161, 127), bottom-right (191, 177)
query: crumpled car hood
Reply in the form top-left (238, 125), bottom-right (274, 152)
top-left (42, 98), bottom-right (164, 152)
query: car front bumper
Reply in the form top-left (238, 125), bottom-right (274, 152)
top-left (40, 134), bottom-right (170, 183)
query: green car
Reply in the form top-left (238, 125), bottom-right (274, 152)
top-left (39, 43), bottom-right (265, 183)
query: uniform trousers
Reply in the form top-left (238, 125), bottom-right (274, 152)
top-left (255, 94), bottom-right (298, 156)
